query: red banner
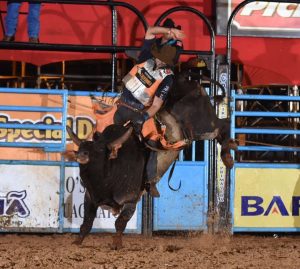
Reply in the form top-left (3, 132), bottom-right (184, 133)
top-left (217, 1), bottom-right (300, 38)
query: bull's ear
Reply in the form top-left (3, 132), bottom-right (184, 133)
top-left (66, 126), bottom-right (81, 146)
top-left (107, 127), bottom-right (133, 159)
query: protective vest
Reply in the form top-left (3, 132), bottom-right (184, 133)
top-left (122, 59), bottom-right (173, 106)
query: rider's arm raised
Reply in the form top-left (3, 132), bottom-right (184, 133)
top-left (145, 26), bottom-right (185, 41)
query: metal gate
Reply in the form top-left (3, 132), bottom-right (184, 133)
top-left (230, 90), bottom-right (300, 232)
top-left (225, 0), bottom-right (300, 233)
top-left (0, 87), bottom-right (68, 232)
top-left (154, 142), bottom-right (208, 230)
top-left (149, 6), bottom-right (216, 233)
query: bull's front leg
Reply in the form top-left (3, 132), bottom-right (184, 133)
top-left (112, 202), bottom-right (136, 250)
top-left (73, 191), bottom-right (97, 245)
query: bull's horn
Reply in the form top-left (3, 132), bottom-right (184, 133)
top-left (107, 127), bottom-right (133, 159)
top-left (66, 126), bottom-right (82, 146)
top-left (108, 127), bottom-right (133, 150)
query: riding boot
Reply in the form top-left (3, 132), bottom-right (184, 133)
top-left (145, 150), bottom-right (160, 197)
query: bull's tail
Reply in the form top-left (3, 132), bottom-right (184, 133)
top-left (202, 75), bottom-right (226, 103)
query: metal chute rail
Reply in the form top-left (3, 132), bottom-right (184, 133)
top-left (231, 92), bottom-right (300, 154)
top-left (0, 87), bottom-right (68, 152)
top-left (230, 90), bottom-right (300, 233)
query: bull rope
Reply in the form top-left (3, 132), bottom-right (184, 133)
top-left (234, 138), bottom-right (300, 150)
top-left (167, 160), bottom-right (181, 191)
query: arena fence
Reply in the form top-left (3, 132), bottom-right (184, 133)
top-left (230, 91), bottom-right (300, 232)
top-left (0, 0), bottom-right (217, 234)
top-left (0, 88), bottom-right (209, 234)
top-left (0, 88), bottom-right (143, 233)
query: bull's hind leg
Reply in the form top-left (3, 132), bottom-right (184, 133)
top-left (112, 202), bottom-right (136, 250)
top-left (215, 119), bottom-right (238, 169)
top-left (155, 110), bottom-right (182, 184)
top-left (73, 192), bottom-right (97, 245)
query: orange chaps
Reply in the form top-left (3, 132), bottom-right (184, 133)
top-left (92, 100), bottom-right (185, 150)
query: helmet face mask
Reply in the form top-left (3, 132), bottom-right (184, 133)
top-left (151, 43), bottom-right (178, 67)
top-left (155, 57), bottom-right (167, 68)
top-left (149, 18), bottom-right (183, 67)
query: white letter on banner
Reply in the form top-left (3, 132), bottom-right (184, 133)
top-left (293, 4), bottom-right (300, 17)
top-left (262, 2), bottom-right (278, 17)
top-left (277, 3), bottom-right (297, 18)
top-left (240, 2), bottom-right (268, 16)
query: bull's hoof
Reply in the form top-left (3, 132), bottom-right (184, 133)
top-left (228, 139), bottom-right (238, 151)
top-left (111, 235), bottom-right (123, 250)
top-left (146, 182), bottom-right (160, 198)
top-left (111, 207), bottom-right (121, 217)
top-left (72, 238), bottom-right (84, 245)
top-left (221, 153), bottom-right (234, 169)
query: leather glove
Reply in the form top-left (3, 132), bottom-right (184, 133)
top-left (131, 111), bottom-right (150, 134)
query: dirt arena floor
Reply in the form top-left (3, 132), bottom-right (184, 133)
top-left (1, 232), bottom-right (300, 269)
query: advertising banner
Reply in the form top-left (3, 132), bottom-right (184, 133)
top-left (216, 0), bottom-right (300, 38)
top-left (234, 168), bottom-right (300, 228)
top-left (0, 166), bottom-right (140, 231)
top-left (0, 165), bottom-right (60, 230)
top-left (0, 93), bottom-right (139, 232)
top-left (0, 94), bottom-right (97, 161)
top-left (63, 167), bottom-right (139, 231)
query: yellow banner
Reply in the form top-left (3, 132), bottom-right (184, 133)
top-left (234, 168), bottom-right (300, 228)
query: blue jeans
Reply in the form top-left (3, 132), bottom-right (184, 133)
top-left (5, 2), bottom-right (41, 38)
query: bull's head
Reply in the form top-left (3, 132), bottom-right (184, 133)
top-left (66, 126), bottom-right (133, 163)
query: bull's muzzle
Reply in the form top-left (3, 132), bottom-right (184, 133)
top-left (76, 151), bottom-right (89, 164)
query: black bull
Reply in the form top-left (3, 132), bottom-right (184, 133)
top-left (66, 73), bottom-right (238, 249)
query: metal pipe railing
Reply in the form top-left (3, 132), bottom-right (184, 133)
top-left (0, 0), bottom-right (149, 91)
top-left (0, 88), bottom-right (68, 152)
top-left (226, 0), bottom-right (300, 93)
top-left (231, 90), bottom-right (300, 152)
